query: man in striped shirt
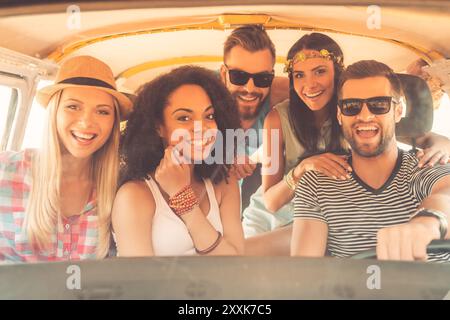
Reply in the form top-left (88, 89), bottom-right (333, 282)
top-left (292, 60), bottom-right (450, 262)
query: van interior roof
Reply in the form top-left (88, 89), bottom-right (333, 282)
top-left (0, 0), bottom-right (448, 91)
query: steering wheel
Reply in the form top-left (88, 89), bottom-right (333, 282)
top-left (350, 240), bottom-right (450, 259)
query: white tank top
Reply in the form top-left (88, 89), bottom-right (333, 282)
top-left (146, 177), bottom-right (223, 256)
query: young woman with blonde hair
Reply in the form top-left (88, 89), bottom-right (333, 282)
top-left (0, 55), bottom-right (132, 262)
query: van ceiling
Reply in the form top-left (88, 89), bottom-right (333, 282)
top-left (0, 0), bottom-right (448, 91)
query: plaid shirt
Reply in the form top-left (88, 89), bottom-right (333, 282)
top-left (0, 150), bottom-right (99, 264)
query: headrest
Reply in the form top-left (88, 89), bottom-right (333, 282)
top-left (395, 73), bottom-right (433, 138)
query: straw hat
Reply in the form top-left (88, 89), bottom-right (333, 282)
top-left (37, 55), bottom-right (133, 119)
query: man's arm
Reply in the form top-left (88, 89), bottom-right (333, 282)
top-left (291, 219), bottom-right (328, 257)
top-left (398, 132), bottom-right (450, 167)
top-left (411, 176), bottom-right (450, 239)
top-left (291, 172), bottom-right (328, 257)
top-left (377, 174), bottom-right (450, 261)
top-left (245, 225), bottom-right (292, 256)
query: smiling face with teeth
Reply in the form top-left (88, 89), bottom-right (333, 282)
top-left (338, 76), bottom-right (403, 157)
top-left (221, 46), bottom-right (274, 123)
top-left (56, 87), bottom-right (116, 159)
top-left (292, 50), bottom-right (335, 112)
top-left (159, 84), bottom-right (218, 163)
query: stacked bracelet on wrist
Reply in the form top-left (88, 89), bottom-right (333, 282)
top-left (284, 168), bottom-right (297, 191)
top-left (168, 185), bottom-right (199, 216)
top-left (195, 231), bottom-right (222, 255)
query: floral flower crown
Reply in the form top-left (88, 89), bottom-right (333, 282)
top-left (284, 49), bottom-right (344, 73)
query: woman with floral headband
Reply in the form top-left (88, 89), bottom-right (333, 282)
top-left (0, 56), bottom-right (132, 263)
top-left (112, 66), bottom-right (244, 257)
top-left (243, 33), bottom-right (450, 253)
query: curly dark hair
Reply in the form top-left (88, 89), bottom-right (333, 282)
top-left (120, 65), bottom-right (241, 185)
top-left (286, 33), bottom-right (346, 155)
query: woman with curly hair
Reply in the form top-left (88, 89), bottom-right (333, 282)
top-left (112, 65), bottom-right (244, 256)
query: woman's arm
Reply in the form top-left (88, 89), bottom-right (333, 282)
top-left (180, 177), bottom-right (244, 255)
top-left (217, 176), bottom-right (245, 254)
top-left (261, 110), bottom-right (351, 213)
top-left (398, 132), bottom-right (450, 167)
top-left (111, 181), bottom-right (155, 257)
top-left (261, 108), bottom-right (293, 213)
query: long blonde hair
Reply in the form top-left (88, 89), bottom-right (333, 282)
top-left (25, 89), bottom-right (121, 258)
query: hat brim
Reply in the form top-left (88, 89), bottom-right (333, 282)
top-left (36, 83), bottom-right (133, 120)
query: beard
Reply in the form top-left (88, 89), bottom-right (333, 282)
top-left (343, 122), bottom-right (395, 158)
top-left (231, 90), bottom-right (267, 121)
top-left (240, 105), bottom-right (259, 120)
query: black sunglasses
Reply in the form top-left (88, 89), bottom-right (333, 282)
top-left (224, 64), bottom-right (274, 88)
top-left (338, 96), bottom-right (399, 116)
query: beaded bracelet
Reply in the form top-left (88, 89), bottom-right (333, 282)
top-left (168, 185), bottom-right (199, 216)
top-left (195, 231), bottom-right (222, 255)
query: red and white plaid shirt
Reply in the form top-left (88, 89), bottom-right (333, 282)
top-left (0, 150), bottom-right (99, 264)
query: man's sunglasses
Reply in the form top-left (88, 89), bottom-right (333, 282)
top-left (224, 64), bottom-right (274, 88)
top-left (338, 96), bottom-right (399, 116)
